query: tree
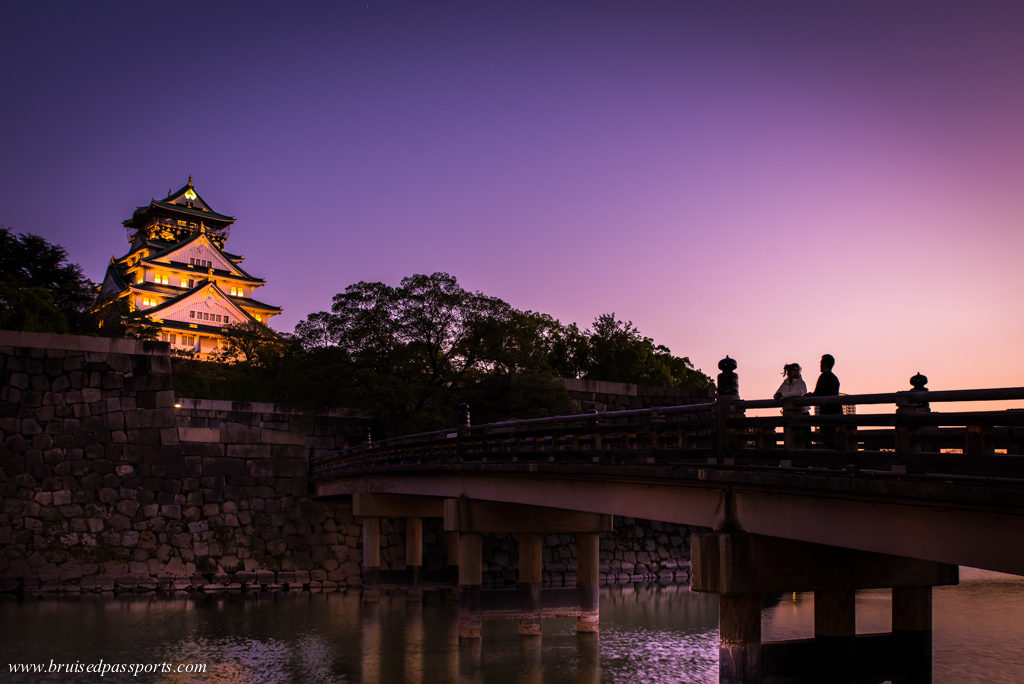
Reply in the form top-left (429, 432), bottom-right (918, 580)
top-left (581, 314), bottom-right (711, 388)
top-left (292, 275), bottom-right (713, 432)
top-left (215, 320), bottom-right (289, 367)
top-left (296, 273), bottom-right (579, 432)
top-left (0, 228), bottom-right (96, 333)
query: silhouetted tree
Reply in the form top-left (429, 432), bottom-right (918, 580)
top-left (0, 228), bottom-right (96, 333)
top-left (216, 320), bottom-right (289, 367)
top-left (582, 313), bottom-right (711, 388)
top-left (291, 273), bottom-right (710, 433)
top-left (178, 273), bottom-right (712, 434)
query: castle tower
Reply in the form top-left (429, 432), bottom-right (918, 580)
top-left (95, 177), bottom-right (281, 359)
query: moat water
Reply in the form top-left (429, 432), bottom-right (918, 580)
top-left (1, 568), bottom-right (1022, 683)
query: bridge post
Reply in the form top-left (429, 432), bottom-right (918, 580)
top-left (446, 531), bottom-right (460, 588)
top-left (715, 357), bottom-right (741, 464)
top-left (893, 586), bottom-right (932, 683)
top-left (458, 532), bottom-right (483, 639)
top-left (720, 593), bottom-right (762, 683)
top-left (362, 516), bottom-right (381, 603)
top-left (896, 373), bottom-right (930, 454)
top-left (693, 532), bottom-right (956, 684)
top-left (577, 532), bottom-right (600, 633)
top-left (814, 589), bottom-right (856, 682)
top-left (405, 517), bottom-right (423, 602)
top-left (518, 533), bottom-right (543, 636)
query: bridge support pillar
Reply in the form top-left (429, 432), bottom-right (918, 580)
top-left (576, 532), bottom-right (600, 633)
top-left (719, 593), bottom-right (762, 683)
top-left (457, 532), bottom-right (483, 639)
top-left (445, 498), bottom-right (612, 642)
top-left (814, 589), bottom-right (856, 683)
top-left (362, 517), bottom-right (381, 603)
top-left (692, 532), bottom-right (956, 684)
top-left (518, 533), bottom-right (543, 636)
top-left (893, 586), bottom-right (932, 683)
top-left (405, 517), bottom-right (423, 602)
top-left (352, 494), bottom-right (448, 598)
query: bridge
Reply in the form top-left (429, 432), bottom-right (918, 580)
top-left (310, 359), bottom-right (1024, 683)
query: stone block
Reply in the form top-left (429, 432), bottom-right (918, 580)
top-left (247, 460), bottom-right (273, 477)
top-left (178, 427), bottom-right (221, 444)
top-left (183, 458), bottom-right (203, 478)
top-left (164, 557), bottom-right (188, 577)
top-left (203, 457), bottom-right (247, 477)
top-left (222, 422), bottom-right (261, 444)
top-left (226, 443), bottom-right (271, 460)
top-left (234, 571), bottom-right (257, 584)
top-left (160, 428), bottom-right (180, 446)
top-left (139, 408), bottom-right (176, 429)
top-left (138, 531), bottom-right (157, 549)
top-left (273, 458), bottom-right (306, 478)
top-left (260, 430), bottom-right (306, 446)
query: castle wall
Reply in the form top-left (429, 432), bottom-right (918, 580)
top-left (560, 377), bottom-right (714, 412)
top-left (0, 331), bottom-right (698, 595)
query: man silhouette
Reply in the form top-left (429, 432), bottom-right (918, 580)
top-left (810, 354), bottom-right (841, 447)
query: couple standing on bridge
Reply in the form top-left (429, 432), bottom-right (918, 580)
top-left (773, 354), bottom-right (841, 447)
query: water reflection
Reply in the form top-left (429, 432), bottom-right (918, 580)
top-left (1, 572), bottom-right (1023, 683)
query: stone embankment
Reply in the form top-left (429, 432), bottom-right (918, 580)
top-left (0, 331), bottom-right (698, 595)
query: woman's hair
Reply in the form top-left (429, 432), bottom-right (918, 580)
top-left (782, 363), bottom-right (801, 375)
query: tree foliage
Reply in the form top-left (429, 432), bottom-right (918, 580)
top-left (215, 320), bottom-right (290, 367)
top-left (580, 313), bottom-right (711, 388)
top-left (288, 273), bottom-right (710, 433)
top-left (174, 272), bottom-right (712, 436)
top-left (0, 228), bottom-right (96, 333)
top-left (292, 273), bottom-right (576, 431)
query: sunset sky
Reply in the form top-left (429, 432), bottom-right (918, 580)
top-left (3, 1), bottom-right (1023, 401)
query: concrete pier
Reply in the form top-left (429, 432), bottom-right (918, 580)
top-left (576, 532), bottom-right (600, 633)
top-left (518, 533), bottom-right (543, 636)
top-left (405, 517), bottom-right (423, 601)
top-left (353, 493), bottom-right (448, 602)
top-left (443, 498), bottom-right (613, 640)
top-left (457, 532), bottom-right (483, 639)
top-left (361, 517), bottom-right (381, 603)
top-left (692, 532), bottom-right (957, 683)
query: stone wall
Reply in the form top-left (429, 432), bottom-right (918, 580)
top-left (174, 397), bottom-right (369, 463)
top-left (1, 331), bottom-right (698, 595)
top-left (560, 377), bottom-right (714, 413)
top-left (0, 332), bottom-right (367, 594)
top-left (478, 517), bottom-right (692, 587)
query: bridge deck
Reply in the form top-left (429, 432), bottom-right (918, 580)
top-left (312, 385), bottom-right (1024, 575)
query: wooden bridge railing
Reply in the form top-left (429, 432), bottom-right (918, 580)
top-left (309, 362), bottom-right (1024, 483)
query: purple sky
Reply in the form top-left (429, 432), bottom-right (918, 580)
top-left (3, 1), bottom-right (1023, 400)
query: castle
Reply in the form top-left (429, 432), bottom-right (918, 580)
top-left (95, 177), bottom-right (280, 359)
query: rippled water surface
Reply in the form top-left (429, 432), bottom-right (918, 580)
top-left (2, 570), bottom-right (1023, 683)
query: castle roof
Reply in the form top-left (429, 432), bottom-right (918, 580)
top-left (123, 176), bottom-right (235, 229)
